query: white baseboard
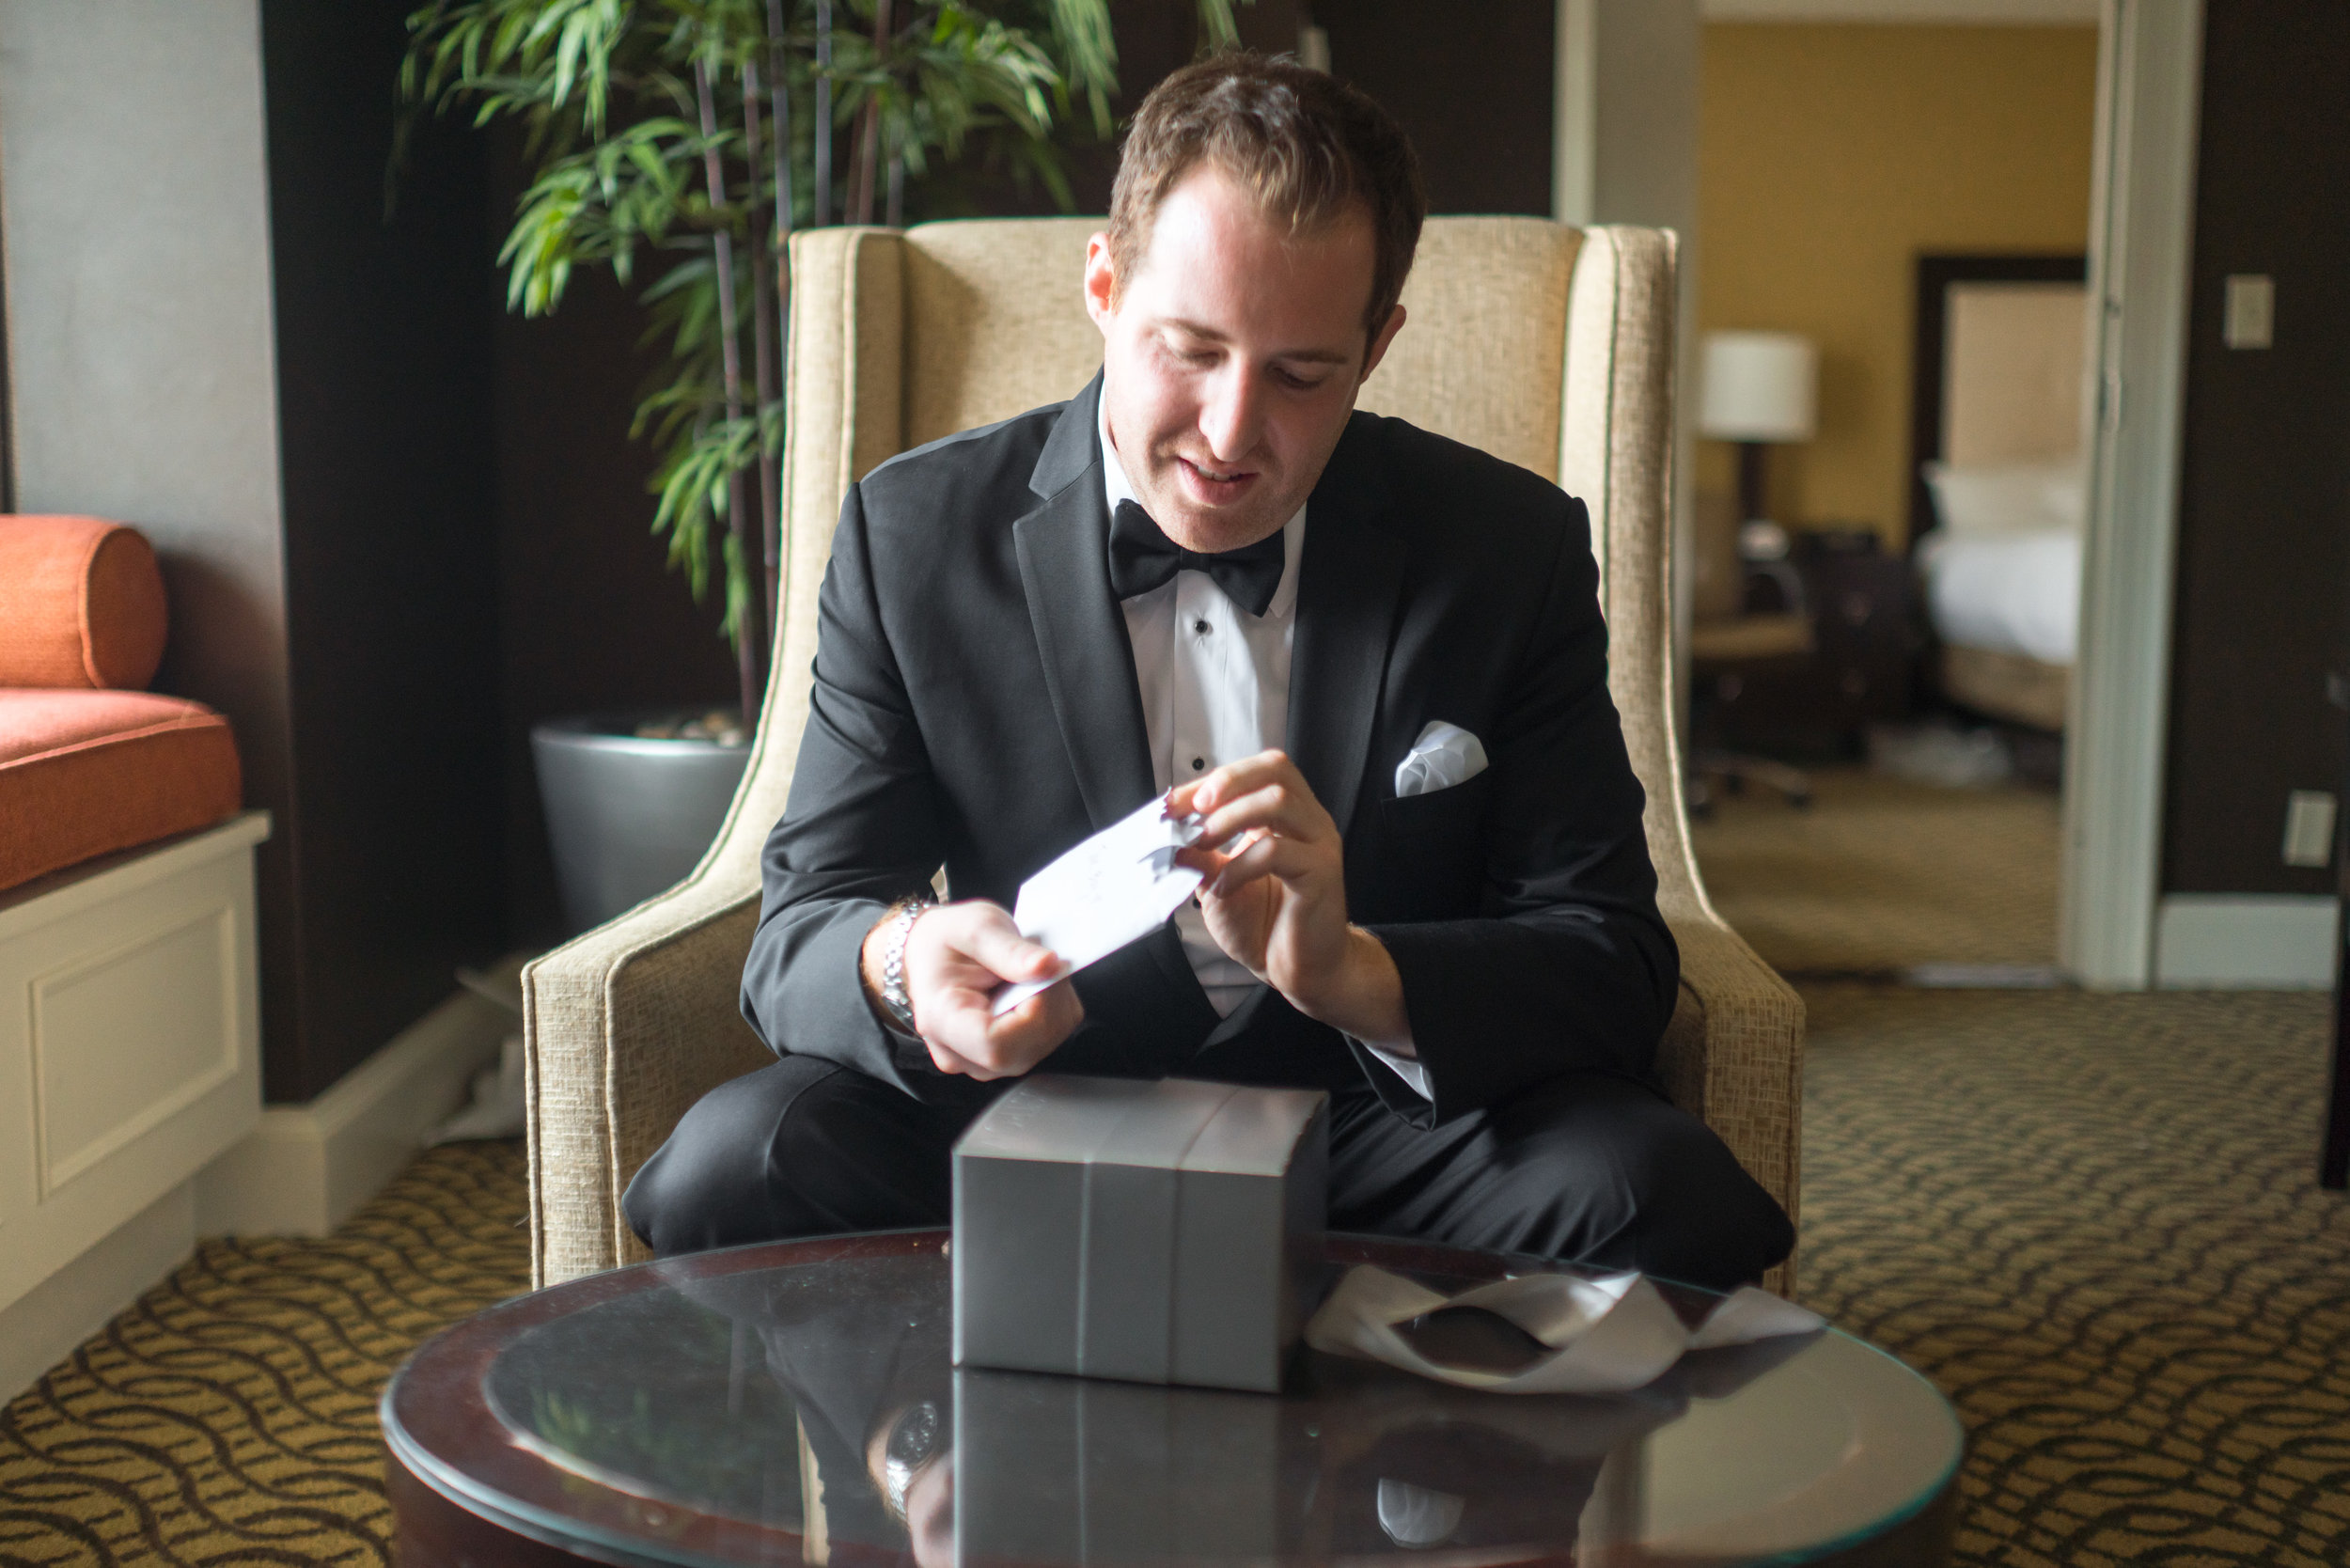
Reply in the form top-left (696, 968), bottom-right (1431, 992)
top-left (195, 983), bottom-right (514, 1238)
top-left (0, 1179), bottom-right (196, 1403)
top-left (2154, 895), bottom-right (2338, 990)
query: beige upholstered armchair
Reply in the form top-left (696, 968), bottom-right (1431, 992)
top-left (523, 217), bottom-right (1804, 1295)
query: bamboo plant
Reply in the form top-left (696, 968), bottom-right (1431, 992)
top-left (400, 0), bottom-right (1246, 728)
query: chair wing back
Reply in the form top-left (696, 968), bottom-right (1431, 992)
top-left (713, 216), bottom-right (1700, 926)
top-left (901, 218), bottom-right (1104, 447)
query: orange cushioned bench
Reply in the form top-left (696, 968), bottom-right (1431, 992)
top-left (0, 515), bottom-right (242, 892)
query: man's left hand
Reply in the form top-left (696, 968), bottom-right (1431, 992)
top-left (1169, 750), bottom-right (1409, 1045)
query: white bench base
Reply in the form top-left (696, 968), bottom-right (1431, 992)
top-left (0, 812), bottom-right (268, 1399)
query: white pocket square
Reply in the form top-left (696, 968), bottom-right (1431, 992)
top-left (1394, 720), bottom-right (1488, 798)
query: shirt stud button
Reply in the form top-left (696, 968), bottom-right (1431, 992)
top-left (1192, 757), bottom-right (1206, 771)
top-left (1194, 619), bottom-right (1212, 635)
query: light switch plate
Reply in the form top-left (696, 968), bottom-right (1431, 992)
top-left (2223, 274), bottom-right (2274, 350)
top-left (2281, 790), bottom-right (2335, 868)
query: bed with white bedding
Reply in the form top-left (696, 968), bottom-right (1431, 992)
top-left (1924, 528), bottom-right (2080, 666)
top-left (1918, 455), bottom-right (2083, 730)
top-left (1908, 258), bottom-right (2091, 732)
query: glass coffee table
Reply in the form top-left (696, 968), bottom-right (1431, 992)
top-left (384, 1231), bottom-right (1961, 1566)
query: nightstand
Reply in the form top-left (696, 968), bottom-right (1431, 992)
top-left (1708, 536), bottom-right (1914, 756)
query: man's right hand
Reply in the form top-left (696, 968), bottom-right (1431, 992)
top-left (861, 901), bottom-right (1083, 1080)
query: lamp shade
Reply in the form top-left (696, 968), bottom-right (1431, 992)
top-left (1700, 332), bottom-right (1818, 443)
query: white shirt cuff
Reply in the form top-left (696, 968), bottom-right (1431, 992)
top-left (1357, 1037), bottom-right (1433, 1100)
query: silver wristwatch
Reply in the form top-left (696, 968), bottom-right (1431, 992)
top-left (875, 896), bottom-right (936, 1037)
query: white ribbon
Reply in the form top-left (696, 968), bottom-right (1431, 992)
top-left (1304, 1265), bottom-right (1825, 1394)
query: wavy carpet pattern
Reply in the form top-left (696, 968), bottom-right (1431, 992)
top-left (1800, 984), bottom-right (2350, 1568)
top-left (0, 1142), bottom-right (527, 1566)
top-left (1698, 767), bottom-right (2350, 1565)
top-left (4, 770), bottom-right (2347, 1566)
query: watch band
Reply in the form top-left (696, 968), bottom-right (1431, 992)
top-left (876, 896), bottom-right (936, 1036)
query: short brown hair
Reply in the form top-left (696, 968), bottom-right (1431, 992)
top-left (1107, 53), bottom-right (1426, 341)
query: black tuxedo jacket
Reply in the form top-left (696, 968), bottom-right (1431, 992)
top-left (744, 375), bottom-right (1676, 1127)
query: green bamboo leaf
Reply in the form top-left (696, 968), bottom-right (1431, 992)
top-left (399, 0), bottom-right (1148, 672)
top-left (1195, 0), bottom-right (1239, 50)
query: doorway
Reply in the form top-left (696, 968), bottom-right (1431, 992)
top-left (1683, 12), bottom-right (2107, 984)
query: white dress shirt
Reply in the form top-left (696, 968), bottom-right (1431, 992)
top-left (1099, 400), bottom-right (1429, 1097)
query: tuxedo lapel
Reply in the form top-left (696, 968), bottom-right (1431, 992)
top-left (1011, 374), bottom-right (1157, 832)
top-left (1015, 376), bottom-right (1217, 1035)
top-left (1291, 415), bottom-right (1404, 839)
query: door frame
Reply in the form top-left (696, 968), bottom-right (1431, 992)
top-left (2060, 0), bottom-right (2204, 987)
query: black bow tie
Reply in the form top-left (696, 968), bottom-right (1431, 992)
top-left (1105, 499), bottom-right (1286, 617)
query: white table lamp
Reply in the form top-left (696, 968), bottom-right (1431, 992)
top-left (1701, 332), bottom-right (1818, 527)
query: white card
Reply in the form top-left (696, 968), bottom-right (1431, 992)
top-left (989, 796), bottom-right (1208, 1015)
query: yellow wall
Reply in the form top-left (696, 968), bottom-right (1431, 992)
top-left (1697, 24), bottom-right (2100, 545)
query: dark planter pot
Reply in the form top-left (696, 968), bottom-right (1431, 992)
top-left (531, 712), bottom-right (751, 935)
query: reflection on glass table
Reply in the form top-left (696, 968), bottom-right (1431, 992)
top-left (384, 1231), bottom-right (1962, 1567)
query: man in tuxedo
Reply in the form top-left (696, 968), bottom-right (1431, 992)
top-left (625, 54), bottom-right (1793, 1291)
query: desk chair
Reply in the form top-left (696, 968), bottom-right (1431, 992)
top-left (1688, 495), bottom-right (1815, 811)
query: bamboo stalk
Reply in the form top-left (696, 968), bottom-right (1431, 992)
top-left (697, 55), bottom-right (763, 728)
top-left (744, 55), bottom-right (781, 638)
top-left (850, 0), bottom-right (891, 225)
top-left (769, 0), bottom-right (793, 238)
top-left (765, 0), bottom-right (793, 637)
top-left (813, 0), bottom-right (833, 227)
top-left (849, 105), bottom-right (877, 224)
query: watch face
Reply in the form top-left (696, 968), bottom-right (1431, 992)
top-left (882, 1399), bottom-right (942, 1519)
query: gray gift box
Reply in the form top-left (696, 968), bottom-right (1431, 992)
top-left (951, 1074), bottom-right (1328, 1393)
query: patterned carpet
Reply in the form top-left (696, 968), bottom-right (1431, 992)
top-left (0, 1142), bottom-right (527, 1565)
top-left (3, 769), bottom-right (2345, 1565)
top-left (1800, 985), bottom-right (2349, 1567)
top-left (1700, 766), bottom-right (2350, 1566)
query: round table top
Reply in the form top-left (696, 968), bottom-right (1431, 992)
top-left (383, 1231), bottom-right (1960, 1568)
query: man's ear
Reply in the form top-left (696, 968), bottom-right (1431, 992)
top-left (1360, 303), bottom-right (1407, 384)
top-left (1083, 232), bottom-right (1118, 336)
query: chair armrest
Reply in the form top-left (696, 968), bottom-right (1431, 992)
top-left (524, 865), bottom-right (775, 1288)
top-left (1659, 908), bottom-right (1806, 1298)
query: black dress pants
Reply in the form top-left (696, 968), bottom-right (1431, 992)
top-left (623, 1056), bottom-right (1794, 1293)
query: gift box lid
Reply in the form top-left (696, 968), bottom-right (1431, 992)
top-left (956, 1074), bottom-right (1323, 1175)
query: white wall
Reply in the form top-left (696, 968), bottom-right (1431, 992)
top-left (1, 0), bottom-right (283, 524)
top-left (0, 0), bottom-right (290, 802)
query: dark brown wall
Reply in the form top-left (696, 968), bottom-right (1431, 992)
top-left (492, 246), bottom-right (743, 947)
top-left (258, 0), bottom-right (509, 1100)
top-left (1315, 0), bottom-right (1554, 215)
top-left (2160, 0), bottom-right (2350, 897)
top-left (910, 0), bottom-right (1307, 222)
